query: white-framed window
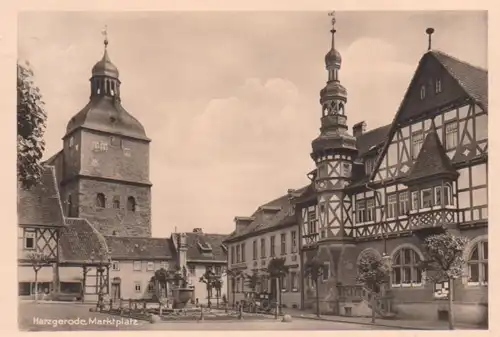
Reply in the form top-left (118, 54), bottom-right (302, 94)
top-left (411, 191), bottom-right (419, 210)
top-left (134, 281), bottom-right (141, 293)
top-left (392, 248), bottom-right (423, 287)
top-left (322, 262), bottom-right (330, 282)
top-left (399, 191), bottom-right (409, 216)
top-left (112, 261), bottom-right (120, 271)
top-left (387, 194), bottom-right (398, 219)
top-left (24, 229), bottom-right (36, 250)
top-left (356, 200), bottom-right (366, 223)
top-left (366, 199), bottom-right (375, 222)
top-left (467, 240), bottom-right (488, 286)
top-left (435, 79), bottom-right (442, 94)
top-left (421, 188), bottom-right (433, 208)
top-left (435, 186), bottom-right (442, 206)
top-left (133, 261), bottom-right (142, 271)
top-left (412, 131), bottom-right (424, 159)
top-left (420, 85), bottom-right (426, 99)
top-left (445, 121), bottom-right (458, 150)
top-left (280, 233), bottom-right (286, 255)
top-left (443, 184), bottom-right (452, 205)
top-left (146, 261), bottom-right (154, 271)
top-left (291, 230), bottom-right (297, 253)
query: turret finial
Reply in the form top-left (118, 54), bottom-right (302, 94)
top-left (328, 11), bottom-right (337, 49)
top-left (102, 25), bottom-right (109, 49)
top-left (426, 27), bottom-right (435, 51)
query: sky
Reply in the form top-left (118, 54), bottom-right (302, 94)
top-left (17, 11), bottom-right (487, 237)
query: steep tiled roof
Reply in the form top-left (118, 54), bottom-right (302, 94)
top-left (405, 125), bottom-right (457, 182)
top-left (432, 50), bottom-right (488, 110)
top-left (105, 236), bottom-right (175, 260)
top-left (225, 186), bottom-right (307, 243)
top-left (184, 232), bottom-right (228, 262)
top-left (18, 165), bottom-right (65, 228)
top-left (356, 124), bottom-right (391, 157)
top-left (59, 218), bottom-right (110, 264)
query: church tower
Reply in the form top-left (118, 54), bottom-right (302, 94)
top-left (59, 29), bottom-right (152, 237)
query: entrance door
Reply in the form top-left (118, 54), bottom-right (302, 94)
top-left (111, 279), bottom-right (121, 301)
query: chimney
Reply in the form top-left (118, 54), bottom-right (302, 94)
top-left (193, 228), bottom-right (203, 233)
top-left (234, 216), bottom-right (255, 234)
top-left (353, 121), bottom-right (367, 137)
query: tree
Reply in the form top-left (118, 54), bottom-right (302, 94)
top-left (225, 268), bottom-right (243, 308)
top-left (303, 256), bottom-right (325, 317)
top-left (244, 270), bottom-right (261, 293)
top-left (17, 61), bottom-right (47, 189)
top-left (356, 253), bottom-right (387, 323)
top-left (199, 267), bottom-right (219, 308)
top-left (266, 257), bottom-right (289, 318)
top-left (27, 251), bottom-right (50, 303)
top-left (420, 232), bottom-right (469, 330)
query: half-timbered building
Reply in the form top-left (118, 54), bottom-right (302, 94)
top-left (294, 16), bottom-right (488, 325)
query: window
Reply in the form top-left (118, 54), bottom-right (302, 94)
top-left (280, 233), bottom-right (286, 255)
top-left (241, 243), bottom-right (246, 262)
top-left (366, 199), bottom-right (375, 222)
top-left (420, 85), bottom-right (426, 99)
top-left (133, 261), bottom-right (142, 271)
top-left (445, 121), bottom-right (458, 150)
top-left (110, 136), bottom-right (120, 146)
top-left (318, 163), bottom-right (328, 178)
top-left (134, 282), bottom-right (141, 293)
top-left (365, 158), bottom-right (374, 175)
top-left (215, 266), bottom-right (221, 276)
top-left (468, 240), bottom-right (488, 286)
top-left (290, 272), bottom-right (298, 291)
top-left (322, 263), bottom-right (330, 282)
top-left (188, 264), bottom-right (196, 276)
top-left (260, 238), bottom-right (266, 258)
top-left (443, 184), bottom-right (452, 205)
top-left (253, 240), bottom-right (258, 260)
top-left (291, 231), bottom-right (297, 253)
top-left (356, 200), bottom-right (366, 223)
top-left (231, 246), bottom-right (235, 264)
top-left (270, 236), bottom-right (276, 257)
top-left (412, 131), bottom-right (424, 159)
top-left (146, 262), bottom-right (154, 271)
top-left (307, 208), bottom-right (317, 234)
top-left (112, 196), bottom-right (120, 209)
top-left (435, 79), bottom-right (442, 94)
top-left (392, 248), bottom-right (423, 287)
top-left (160, 261), bottom-right (168, 270)
top-left (435, 186), bottom-right (442, 206)
top-left (387, 194), bottom-right (397, 219)
top-left (112, 261), bottom-right (119, 271)
top-left (236, 245), bottom-right (241, 263)
top-left (411, 191), bottom-right (419, 210)
top-left (69, 136), bottom-right (74, 147)
top-left (281, 273), bottom-right (288, 291)
top-left (24, 230), bottom-right (36, 250)
top-left (399, 191), bottom-right (409, 216)
top-left (421, 188), bottom-right (432, 208)
top-left (127, 197), bottom-right (136, 212)
top-left (147, 282), bottom-right (154, 293)
top-left (96, 193), bottom-right (106, 208)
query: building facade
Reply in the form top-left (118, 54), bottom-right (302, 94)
top-left (224, 191), bottom-right (302, 309)
top-left (294, 17), bottom-right (487, 325)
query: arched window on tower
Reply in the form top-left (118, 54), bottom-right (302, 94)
top-left (111, 81), bottom-right (115, 96)
top-left (96, 193), bottom-right (106, 208)
top-left (106, 80), bottom-right (111, 95)
top-left (391, 247), bottom-right (423, 287)
top-left (127, 196), bottom-right (136, 212)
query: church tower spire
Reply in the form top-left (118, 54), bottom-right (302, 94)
top-left (90, 25), bottom-right (121, 100)
top-left (310, 12), bottom-right (358, 244)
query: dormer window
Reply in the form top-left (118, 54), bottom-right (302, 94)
top-left (420, 85), bottom-right (426, 99)
top-left (435, 78), bottom-right (442, 94)
top-left (365, 158), bottom-right (374, 175)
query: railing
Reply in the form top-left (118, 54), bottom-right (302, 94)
top-left (337, 284), bottom-right (394, 318)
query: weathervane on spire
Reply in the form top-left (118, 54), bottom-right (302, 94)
top-left (328, 11), bottom-right (336, 27)
top-left (328, 11), bottom-right (337, 49)
top-left (102, 25), bottom-right (109, 48)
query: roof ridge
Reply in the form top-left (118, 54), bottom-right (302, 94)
top-left (431, 49), bottom-right (487, 72)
